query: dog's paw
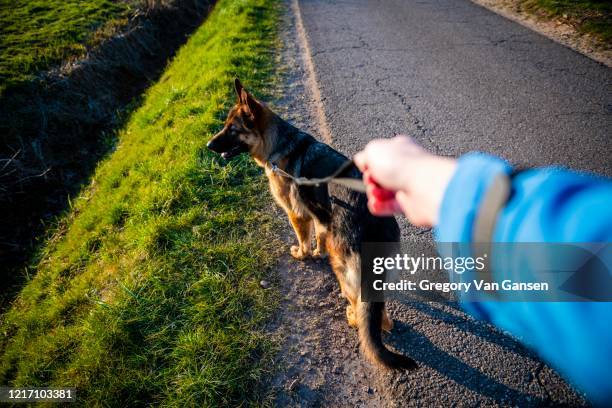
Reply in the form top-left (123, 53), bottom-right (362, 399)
top-left (346, 305), bottom-right (358, 328)
top-left (290, 245), bottom-right (308, 260)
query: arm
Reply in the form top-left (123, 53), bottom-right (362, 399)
top-left (355, 138), bottom-right (612, 405)
top-left (436, 152), bottom-right (612, 406)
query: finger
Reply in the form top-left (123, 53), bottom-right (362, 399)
top-left (353, 151), bottom-right (366, 171)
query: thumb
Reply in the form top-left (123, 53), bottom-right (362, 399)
top-left (352, 151), bottom-right (367, 171)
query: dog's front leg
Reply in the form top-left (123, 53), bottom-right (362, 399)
top-left (288, 213), bottom-right (312, 260)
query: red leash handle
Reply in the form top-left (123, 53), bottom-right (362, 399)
top-left (363, 171), bottom-right (396, 200)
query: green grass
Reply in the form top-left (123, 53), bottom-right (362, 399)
top-left (521, 0), bottom-right (612, 43)
top-left (0, 0), bottom-right (281, 405)
top-left (0, 0), bottom-right (137, 94)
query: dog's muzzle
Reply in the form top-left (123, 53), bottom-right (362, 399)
top-left (207, 137), bottom-right (247, 160)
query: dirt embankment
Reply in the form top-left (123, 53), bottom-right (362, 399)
top-left (0, 0), bottom-right (214, 308)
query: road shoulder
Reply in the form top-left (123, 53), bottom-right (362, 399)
top-left (472, 0), bottom-right (611, 67)
top-left (263, 4), bottom-right (394, 406)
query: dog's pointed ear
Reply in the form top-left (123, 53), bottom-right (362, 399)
top-left (241, 89), bottom-right (262, 118)
top-left (240, 88), bottom-right (249, 106)
top-left (234, 78), bottom-right (243, 102)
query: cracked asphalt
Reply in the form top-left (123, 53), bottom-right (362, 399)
top-left (300, 0), bottom-right (610, 176)
top-left (267, 0), bottom-right (611, 406)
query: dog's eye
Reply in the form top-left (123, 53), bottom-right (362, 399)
top-left (243, 118), bottom-right (254, 129)
top-left (227, 125), bottom-right (239, 136)
top-left (229, 125), bottom-right (240, 135)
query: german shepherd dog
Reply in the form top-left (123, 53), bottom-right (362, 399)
top-left (207, 79), bottom-right (417, 370)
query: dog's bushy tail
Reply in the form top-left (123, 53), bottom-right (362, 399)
top-left (358, 301), bottom-right (418, 370)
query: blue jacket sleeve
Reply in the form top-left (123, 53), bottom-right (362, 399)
top-left (435, 152), bottom-right (612, 406)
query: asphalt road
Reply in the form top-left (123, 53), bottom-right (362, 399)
top-left (300, 0), bottom-right (611, 175)
top-left (275, 0), bottom-right (611, 406)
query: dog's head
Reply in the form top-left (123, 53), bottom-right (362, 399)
top-left (207, 78), bottom-right (268, 160)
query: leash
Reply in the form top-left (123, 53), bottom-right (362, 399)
top-left (267, 160), bottom-right (367, 193)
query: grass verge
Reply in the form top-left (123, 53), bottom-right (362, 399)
top-left (0, 0), bottom-right (281, 405)
top-left (521, 0), bottom-right (612, 43)
top-left (0, 0), bottom-right (138, 94)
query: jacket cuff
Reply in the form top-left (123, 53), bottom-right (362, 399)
top-left (435, 152), bottom-right (512, 242)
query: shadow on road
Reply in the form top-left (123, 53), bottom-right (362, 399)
top-left (407, 301), bottom-right (537, 360)
top-left (388, 320), bottom-right (553, 406)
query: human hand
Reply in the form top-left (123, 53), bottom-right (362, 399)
top-left (353, 136), bottom-right (457, 227)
